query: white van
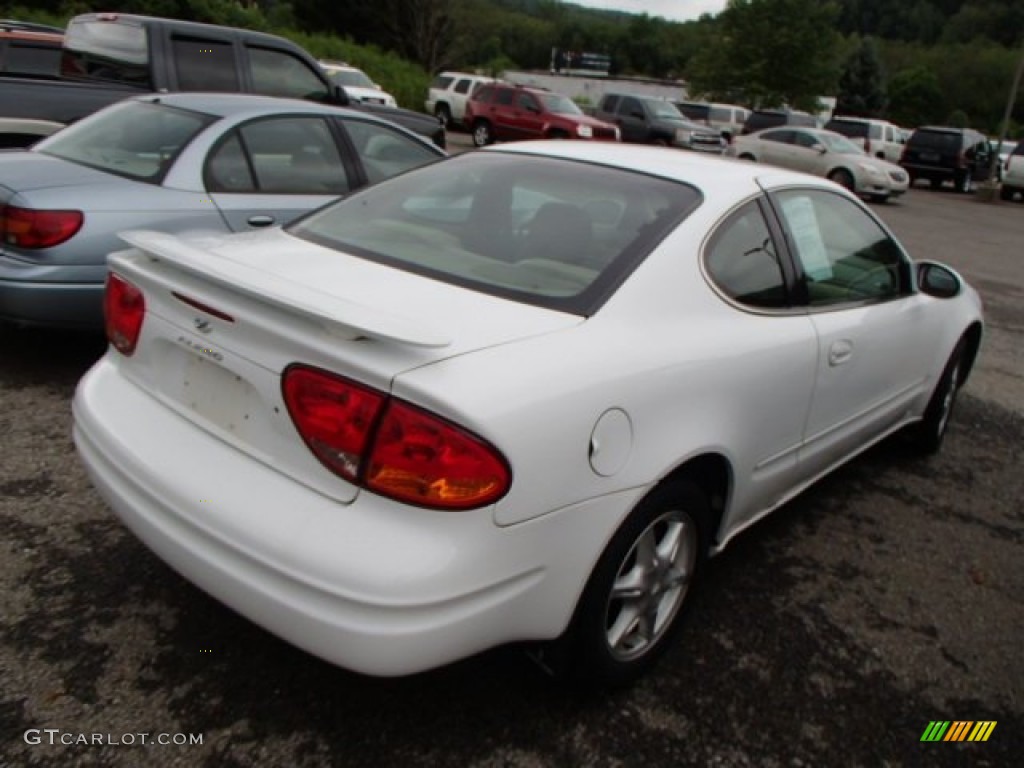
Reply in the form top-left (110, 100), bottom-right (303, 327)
top-left (824, 116), bottom-right (906, 163)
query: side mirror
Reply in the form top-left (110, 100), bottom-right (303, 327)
top-left (917, 261), bottom-right (961, 299)
top-left (332, 84), bottom-right (351, 107)
top-left (813, 143), bottom-right (827, 154)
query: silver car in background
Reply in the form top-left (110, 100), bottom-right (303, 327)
top-left (0, 92), bottom-right (444, 330)
top-left (728, 126), bottom-right (909, 203)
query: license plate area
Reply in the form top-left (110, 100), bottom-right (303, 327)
top-left (920, 151), bottom-right (940, 163)
top-left (180, 350), bottom-right (259, 436)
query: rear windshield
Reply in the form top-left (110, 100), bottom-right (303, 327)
top-left (61, 18), bottom-right (150, 87)
top-left (289, 152), bottom-right (702, 316)
top-left (36, 100), bottom-right (213, 182)
top-left (909, 131), bottom-right (961, 151)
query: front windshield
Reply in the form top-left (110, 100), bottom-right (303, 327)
top-left (288, 152), bottom-right (702, 316)
top-left (648, 101), bottom-right (683, 119)
top-left (538, 93), bottom-right (583, 115)
top-left (36, 100), bottom-right (213, 182)
top-left (819, 132), bottom-right (865, 155)
top-left (331, 69), bottom-right (375, 89)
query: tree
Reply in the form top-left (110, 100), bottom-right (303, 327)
top-left (835, 37), bottom-right (888, 116)
top-left (887, 66), bottom-right (945, 126)
top-left (686, 0), bottom-right (842, 110)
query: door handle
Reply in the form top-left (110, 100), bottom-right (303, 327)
top-left (828, 340), bottom-right (854, 366)
top-left (247, 215), bottom-right (275, 227)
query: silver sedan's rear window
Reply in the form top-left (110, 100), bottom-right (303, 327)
top-left (289, 152), bottom-right (702, 315)
top-left (37, 101), bottom-right (213, 183)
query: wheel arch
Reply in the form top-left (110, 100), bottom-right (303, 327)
top-left (958, 321), bottom-right (983, 388)
top-left (655, 452), bottom-right (732, 547)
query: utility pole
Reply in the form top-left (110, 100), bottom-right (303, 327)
top-left (982, 36), bottom-right (1024, 200)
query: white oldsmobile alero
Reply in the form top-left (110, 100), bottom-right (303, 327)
top-left (73, 142), bottom-right (983, 686)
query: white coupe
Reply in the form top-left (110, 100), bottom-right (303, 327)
top-left (73, 142), bottom-right (983, 686)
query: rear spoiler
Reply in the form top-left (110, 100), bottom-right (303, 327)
top-left (115, 229), bottom-right (452, 349)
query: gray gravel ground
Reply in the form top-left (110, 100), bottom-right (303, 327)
top-left (1, 180), bottom-right (1022, 767)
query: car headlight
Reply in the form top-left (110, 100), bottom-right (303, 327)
top-left (577, 124), bottom-right (593, 138)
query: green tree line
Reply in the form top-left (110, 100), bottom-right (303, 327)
top-left (4, 0), bottom-right (1022, 135)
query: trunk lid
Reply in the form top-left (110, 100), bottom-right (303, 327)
top-left (0, 150), bottom-right (124, 193)
top-left (109, 227), bottom-right (582, 503)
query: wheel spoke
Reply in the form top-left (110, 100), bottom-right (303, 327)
top-left (611, 566), bottom-right (646, 601)
top-left (607, 604), bottom-right (641, 650)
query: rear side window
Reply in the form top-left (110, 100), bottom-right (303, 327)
top-left (705, 201), bottom-right (787, 309)
top-left (173, 37), bottom-right (238, 91)
top-left (210, 116), bottom-right (350, 195)
top-left (453, 78), bottom-right (474, 95)
top-left (473, 85), bottom-right (494, 103)
top-left (430, 75), bottom-right (453, 90)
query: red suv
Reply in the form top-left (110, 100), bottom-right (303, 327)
top-left (465, 82), bottom-right (620, 147)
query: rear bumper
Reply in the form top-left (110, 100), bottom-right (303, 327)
top-left (73, 356), bottom-right (637, 675)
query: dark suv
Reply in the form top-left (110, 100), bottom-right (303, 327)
top-left (465, 82), bottom-right (619, 147)
top-left (594, 93), bottom-right (724, 152)
top-left (899, 126), bottom-right (997, 193)
top-left (741, 108), bottom-right (817, 135)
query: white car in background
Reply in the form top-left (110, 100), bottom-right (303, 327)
top-left (74, 142), bottom-right (982, 687)
top-left (1001, 140), bottom-right (1024, 201)
top-left (729, 126), bottom-right (910, 202)
top-left (320, 61), bottom-right (397, 107)
top-left (425, 71), bottom-right (495, 128)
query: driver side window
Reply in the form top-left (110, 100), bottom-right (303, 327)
top-left (774, 190), bottom-right (908, 306)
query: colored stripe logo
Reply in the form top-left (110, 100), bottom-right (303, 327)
top-left (921, 721), bottom-right (996, 742)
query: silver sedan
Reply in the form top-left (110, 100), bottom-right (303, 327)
top-left (0, 93), bottom-right (445, 330)
top-left (727, 126), bottom-right (909, 203)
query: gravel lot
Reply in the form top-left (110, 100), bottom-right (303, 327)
top-left (1, 174), bottom-right (1022, 767)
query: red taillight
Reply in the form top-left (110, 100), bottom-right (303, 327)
top-left (0, 204), bottom-right (83, 248)
top-left (104, 273), bottom-right (145, 356)
top-left (282, 365), bottom-right (510, 510)
top-left (368, 400), bottom-right (510, 510)
top-left (282, 366), bottom-right (385, 482)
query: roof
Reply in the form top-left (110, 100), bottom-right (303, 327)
top-left (130, 92), bottom-right (366, 120)
top-left (482, 139), bottom-right (822, 198)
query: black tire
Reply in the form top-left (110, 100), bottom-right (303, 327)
top-left (472, 120), bottom-right (493, 147)
top-left (738, 153), bottom-right (756, 161)
top-left (929, 177), bottom-right (943, 190)
top-left (869, 193), bottom-right (889, 204)
top-left (1000, 185), bottom-right (1014, 201)
top-left (912, 340), bottom-right (965, 454)
top-left (828, 168), bottom-right (855, 192)
top-left (435, 104), bottom-right (452, 129)
top-left (562, 479), bottom-right (710, 688)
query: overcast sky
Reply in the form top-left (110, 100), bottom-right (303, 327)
top-left (570, 0), bottom-right (729, 22)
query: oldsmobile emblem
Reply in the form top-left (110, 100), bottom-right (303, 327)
top-left (193, 317), bottom-right (212, 334)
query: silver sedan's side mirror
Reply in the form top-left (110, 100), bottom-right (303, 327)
top-left (917, 262), bottom-right (961, 299)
